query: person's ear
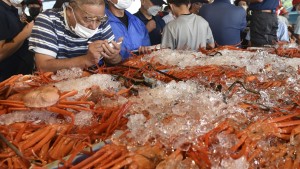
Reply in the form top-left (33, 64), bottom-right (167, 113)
top-left (169, 3), bottom-right (173, 11)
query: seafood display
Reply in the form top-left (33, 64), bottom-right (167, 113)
top-left (0, 46), bottom-right (300, 168)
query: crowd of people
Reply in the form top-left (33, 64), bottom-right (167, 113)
top-left (0, 0), bottom-right (299, 81)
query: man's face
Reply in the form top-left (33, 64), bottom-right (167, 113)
top-left (238, 1), bottom-right (248, 11)
top-left (142, 0), bottom-right (155, 9)
top-left (70, 3), bottom-right (107, 30)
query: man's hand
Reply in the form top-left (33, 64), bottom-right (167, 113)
top-left (21, 21), bottom-right (34, 38)
top-left (138, 46), bottom-right (152, 54)
top-left (146, 19), bottom-right (156, 33)
top-left (101, 38), bottom-right (123, 64)
top-left (86, 40), bottom-right (105, 66)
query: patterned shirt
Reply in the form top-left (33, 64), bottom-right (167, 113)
top-left (29, 4), bottom-right (114, 59)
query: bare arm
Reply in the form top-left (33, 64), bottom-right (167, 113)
top-left (0, 22), bottom-right (34, 62)
top-left (35, 53), bottom-right (93, 72)
top-left (35, 39), bottom-right (122, 72)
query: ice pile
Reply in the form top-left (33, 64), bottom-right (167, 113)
top-left (212, 157), bottom-right (249, 169)
top-left (126, 80), bottom-right (243, 149)
top-left (142, 49), bottom-right (300, 74)
top-left (0, 110), bottom-right (93, 126)
top-left (51, 67), bottom-right (83, 81)
top-left (142, 49), bottom-right (206, 68)
top-left (54, 74), bottom-right (121, 99)
top-left (0, 110), bottom-right (64, 125)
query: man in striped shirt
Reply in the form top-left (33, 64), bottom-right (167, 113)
top-left (29, 0), bottom-right (122, 72)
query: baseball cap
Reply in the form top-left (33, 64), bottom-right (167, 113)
top-left (150, 0), bottom-right (167, 6)
top-left (25, 0), bottom-right (42, 6)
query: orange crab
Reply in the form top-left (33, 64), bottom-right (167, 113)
top-left (0, 85), bottom-right (95, 125)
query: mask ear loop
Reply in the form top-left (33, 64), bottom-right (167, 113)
top-left (68, 5), bottom-right (80, 30)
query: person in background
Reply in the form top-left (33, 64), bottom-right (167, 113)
top-left (105, 0), bottom-right (151, 60)
top-left (162, 5), bottom-right (175, 23)
top-left (29, 0), bottom-right (122, 72)
top-left (246, 4), bottom-right (289, 45)
top-left (248, 0), bottom-right (279, 47)
top-left (53, 0), bottom-right (69, 8)
top-left (189, 0), bottom-right (208, 15)
top-left (0, 0), bottom-right (34, 81)
top-left (16, 1), bottom-right (29, 23)
top-left (161, 4), bottom-right (170, 16)
top-left (278, 5), bottom-right (289, 26)
top-left (236, 0), bottom-right (248, 10)
top-left (234, 0), bottom-right (250, 48)
top-left (199, 0), bottom-right (247, 46)
top-left (161, 0), bottom-right (214, 50)
top-left (134, 0), bottom-right (166, 45)
top-left (25, 0), bottom-right (43, 22)
top-left (293, 0), bottom-right (300, 43)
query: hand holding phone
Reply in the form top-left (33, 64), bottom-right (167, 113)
top-left (108, 41), bottom-right (122, 48)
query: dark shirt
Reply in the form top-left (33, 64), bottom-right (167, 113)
top-left (134, 10), bottom-right (166, 45)
top-left (249, 0), bottom-right (279, 11)
top-left (199, 0), bottom-right (247, 46)
top-left (0, 1), bottom-right (34, 82)
top-left (117, 14), bottom-right (129, 28)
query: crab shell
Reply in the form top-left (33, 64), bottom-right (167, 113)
top-left (23, 86), bottom-right (60, 108)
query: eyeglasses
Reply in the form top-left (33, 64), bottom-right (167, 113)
top-left (74, 4), bottom-right (108, 26)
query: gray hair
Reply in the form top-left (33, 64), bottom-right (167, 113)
top-left (70, 0), bottom-right (104, 6)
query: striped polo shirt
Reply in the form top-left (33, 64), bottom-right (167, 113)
top-left (29, 6), bottom-right (114, 59)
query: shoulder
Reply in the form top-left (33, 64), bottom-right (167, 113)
top-left (192, 14), bottom-right (209, 24)
top-left (127, 11), bottom-right (144, 24)
top-left (35, 8), bottom-right (64, 24)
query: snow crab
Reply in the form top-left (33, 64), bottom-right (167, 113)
top-left (0, 85), bottom-right (95, 125)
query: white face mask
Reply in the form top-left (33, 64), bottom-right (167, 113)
top-left (16, 6), bottom-right (23, 15)
top-left (69, 6), bottom-right (98, 39)
top-left (241, 5), bottom-right (248, 11)
top-left (147, 6), bottom-right (161, 16)
top-left (113, 0), bottom-right (133, 10)
top-left (10, 0), bottom-right (23, 5)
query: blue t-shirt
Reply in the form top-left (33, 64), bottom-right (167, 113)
top-left (134, 11), bottom-right (165, 45)
top-left (199, 0), bottom-right (247, 46)
top-left (105, 9), bottom-right (150, 60)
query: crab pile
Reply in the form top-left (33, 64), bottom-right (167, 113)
top-left (1, 46), bottom-right (300, 168)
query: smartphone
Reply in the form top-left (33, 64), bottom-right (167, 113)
top-left (108, 41), bottom-right (122, 48)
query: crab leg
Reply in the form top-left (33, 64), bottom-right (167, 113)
top-left (29, 127), bottom-right (57, 154)
top-left (97, 152), bottom-right (129, 169)
top-left (70, 145), bottom-right (110, 169)
top-left (59, 90), bottom-right (78, 101)
top-left (47, 107), bottom-right (75, 126)
top-left (20, 126), bottom-right (51, 150)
